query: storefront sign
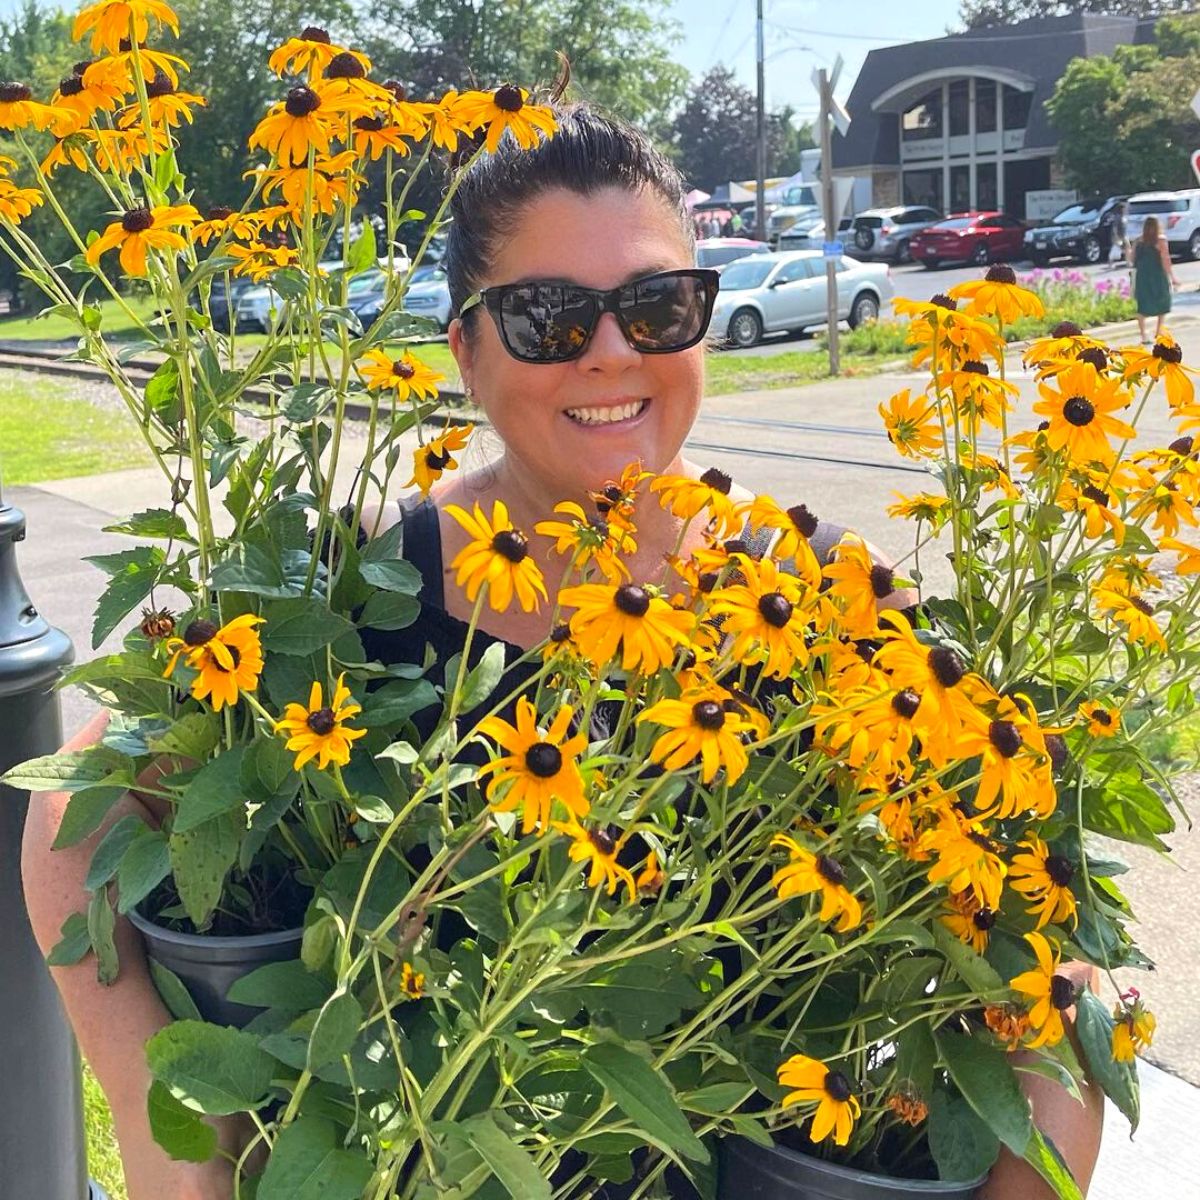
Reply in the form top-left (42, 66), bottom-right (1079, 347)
top-left (1024, 189), bottom-right (1077, 222)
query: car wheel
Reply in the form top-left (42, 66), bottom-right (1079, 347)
top-left (854, 227), bottom-right (875, 252)
top-left (971, 241), bottom-right (990, 267)
top-left (727, 308), bottom-right (763, 348)
top-left (848, 292), bottom-right (879, 330)
top-left (920, 258), bottom-right (940, 270)
top-left (893, 239), bottom-right (911, 265)
top-left (1189, 230), bottom-right (1200, 261)
top-left (1030, 252), bottom-right (1050, 267)
top-left (1081, 235), bottom-right (1103, 265)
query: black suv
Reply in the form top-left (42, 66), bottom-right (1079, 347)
top-left (1023, 196), bottom-right (1128, 266)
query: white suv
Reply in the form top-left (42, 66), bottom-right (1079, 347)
top-left (1126, 190), bottom-right (1200, 260)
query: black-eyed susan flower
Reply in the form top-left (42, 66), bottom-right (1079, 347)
top-left (358, 348), bottom-right (444, 402)
top-left (940, 888), bottom-right (996, 955)
top-left (1024, 321), bottom-right (1108, 376)
top-left (959, 448), bottom-right (1019, 500)
top-left (557, 582), bottom-right (694, 674)
top-left (1010, 931), bottom-right (1073, 1049)
top-left (227, 238), bottom-right (300, 281)
top-left (0, 181), bottom-right (43, 224)
top-left (638, 684), bottom-right (760, 785)
top-left (1129, 476), bottom-right (1197, 538)
top-left (650, 468), bottom-right (742, 538)
top-left (949, 265), bottom-right (1044, 324)
top-left (886, 1088), bottom-right (928, 1127)
top-left (116, 70), bottom-right (204, 127)
top-left (984, 1003), bottom-right (1032, 1051)
top-left (948, 360), bottom-right (1017, 435)
top-left (85, 45), bottom-right (187, 92)
top-left (258, 150), bottom-right (362, 217)
top-left (72, 0), bottom-right (179, 55)
top-left (85, 202), bottom-right (200, 276)
top-left (636, 851), bottom-right (666, 897)
top-left (40, 134), bottom-right (91, 175)
top-left (878, 388), bottom-right (943, 459)
top-left (163, 613), bottom-right (265, 711)
top-left (1122, 333), bottom-right (1197, 409)
top-left (406, 423), bottom-right (474, 497)
top-left (886, 491), bottom-right (950, 527)
top-left (399, 961), bottom-right (424, 999)
top-left (1158, 535), bottom-right (1200, 574)
top-left (51, 66), bottom-right (124, 127)
top-left (1111, 988), bottom-right (1155, 1062)
top-left (1098, 553), bottom-right (1161, 595)
top-left (1009, 836), bottom-right (1077, 930)
top-left (190, 204), bottom-right (259, 246)
top-left (446, 500), bottom-right (547, 614)
top-left (1091, 585), bottom-right (1166, 650)
top-left (274, 674), bottom-right (366, 770)
top-left (411, 89), bottom-right (475, 152)
top-left (552, 814), bottom-right (636, 901)
top-left (1078, 699), bottom-right (1121, 738)
top-left (771, 833), bottom-right (862, 932)
top-left (897, 294), bottom-right (1003, 377)
top-left (535, 500), bottom-right (635, 585)
top-left (454, 85), bottom-right (557, 152)
top-left (1058, 478), bottom-right (1125, 545)
top-left (918, 805), bottom-right (1006, 911)
top-left (743, 495), bottom-right (822, 584)
top-left (268, 27), bottom-right (342, 80)
top-left (0, 81), bottom-right (62, 132)
top-left (315, 50), bottom-right (392, 107)
top-left (777, 1054), bottom-right (861, 1147)
top-left (351, 113), bottom-right (415, 160)
top-left (90, 123), bottom-right (170, 173)
top-left (477, 697), bottom-right (588, 834)
top-left (708, 555), bottom-right (819, 679)
top-left (823, 534), bottom-right (897, 638)
top-left (813, 686), bottom-right (919, 779)
top-left (589, 461), bottom-right (650, 536)
top-left (1032, 361), bottom-right (1135, 465)
top-left (249, 84), bottom-right (362, 164)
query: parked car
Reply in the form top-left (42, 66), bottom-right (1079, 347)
top-left (202, 276), bottom-right (257, 332)
top-left (777, 217), bottom-right (853, 252)
top-left (846, 206), bottom-right (943, 264)
top-left (351, 265), bottom-right (452, 331)
top-left (708, 250), bottom-right (893, 348)
top-left (1125, 189), bottom-right (1200, 260)
top-left (765, 182), bottom-right (822, 243)
top-left (236, 257), bottom-right (410, 331)
top-left (1024, 196), bottom-right (1128, 266)
top-left (695, 237), bottom-right (770, 272)
top-left (910, 212), bottom-right (1026, 269)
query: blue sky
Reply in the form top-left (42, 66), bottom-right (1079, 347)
top-left (666, 0), bottom-right (962, 119)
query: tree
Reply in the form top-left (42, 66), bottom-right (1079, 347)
top-left (958, 0), bottom-right (1193, 30)
top-left (1045, 12), bottom-right (1200, 196)
top-left (670, 66), bottom-right (815, 191)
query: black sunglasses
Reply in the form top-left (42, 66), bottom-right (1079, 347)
top-left (458, 268), bottom-right (720, 364)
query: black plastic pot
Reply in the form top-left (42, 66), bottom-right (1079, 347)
top-left (718, 1137), bottom-right (987, 1200)
top-left (128, 907), bottom-right (304, 1028)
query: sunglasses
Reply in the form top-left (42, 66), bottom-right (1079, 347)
top-left (458, 268), bottom-right (720, 364)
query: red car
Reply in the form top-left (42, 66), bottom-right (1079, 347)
top-left (909, 211), bottom-right (1027, 270)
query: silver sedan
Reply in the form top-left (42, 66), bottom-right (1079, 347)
top-left (708, 251), bottom-right (894, 349)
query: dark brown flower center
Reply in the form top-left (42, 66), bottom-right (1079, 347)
top-left (1153, 340), bottom-right (1183, 364)
top-left (1044, 732), bottom-right (1069, 770)
top-left (383, 79), bottom-right (406, 101)
top-left (1130, 596), bottom-right (1154, 616)
top-left (870, 563), bottom-right (895, 599)
top-left (758, 592), bottom-right (793, 628)
top-left (299, 26), bottom-right (331, 42)
top-left (1081, 485), bottom-right (1109, 506)
top-left (207, 205), bottom-right (233, 221)
top-left (928, 646), bottom-right (965, 688)
top-left (550, 622), bottom-right (571, 643)
top-left (961, 359), bottom-right (989, 375)
top-left (614, 584), bottom-right (650, 616)
top-left (1076, 346), bottom-right (1108, 372)
top-left (698, 571), bottom-right (719, 593)
top-left (284, 85), bottom-right (321, 117)
top-left (424, 446), bottom-right (452, 470)
top-left (723, 538), bottom-right (749, 557)
top-left (930, 293), bottom-right (956, 310)
top-left (121, 206), bottom-right (154, 233)
top-left (325, 51), bottom-right (365, 79)
top-left (392, 359), bottom-right (415, 379)
top-left (0, 82), bottom-right (32, 103)
top-left (493, 83), bottom-right (524, 112)
top-left (824, 1070), bottom-right (853, 1102)
top-left (491, 529), bottom-right (528, 563)
top-left (892, 689), bottom-right (921, 719)
top-left (692, 700), bottom-right (725, 731)
top-left (306, 706), bottom-right (336, 735)
top-left (145, 71), bottom-right (174, 98)
top-left (58, 76), bottom-right (84, 97)
top-left (1045, 855), bottom-right (1074, 887)
top-left (787, 504), bottom-right (819, 537)
top-left (183, 618), bottom-right (218, 646)
top-left (816, 853), bottom-right (846, 886)
top-left (1050, 974), bottom-right (1076, 1011)
top-left (1063, 396), bottom-right (1095, 427)
top-left (1052, 320), bottom-right (1082, 338)
top-left (212, 644), bottom-right (241, 673)
top-left (72, 60), bottom-right (92, 77)
top-left (699, 467), bottom-right (732, 494)
top-left (524, 741), bottom-right (562, 778)
top-left (972, 906), bottom-right (996, 931)
top-left (1091, 707), bottom-right (1113, 726)
top-left (988, 720), bottom-right (1022, 758)
top-left (1170, 435), bottom-right (1195, 456)
top-left (354, 114), bottom-right (385, 132)
top-left (985, 265), bottom-right (1016, 284)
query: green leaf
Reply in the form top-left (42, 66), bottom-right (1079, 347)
top-left (581, 1043), bottom-right (708, 1164)
top-left (147, 1078), bottom-right (218, 1163)
top-left (261, 598), bottom-right (355, 656)
top-left (47, 911), bottom-right (91, 967)
top-left (463, 1113), bottom-right (551, 1200)
top-left (281, 383), bottom-right (337, 423)
top-left (116, 826), bottom-right (171, 913)
top-left (308, 989), bottom-right (364, 1070)
top-left (257, 1117), bottom-right (374, 1200)
top-left (358, 557), bottom-right (423, 594)
top-left (931, 921), bottom-right (1005, 996)
top-left (573, 951), bottom-right (703, 1039)
top-left (146, 1021), bottom-right (276, 1115)
top-left (148, 711), bottom-right (222, 762)
top-left (144, 359), bottom-right (181, 425)
top-left (935, 1029), bottom-right (1031, 1157)
top-left (52, 785), bottom-right (127, 850)
top-left (87, 888), bottom-right (119, 985)
top-left (149, 959), bottom-right (203, 1021)
top-left (928, 1089), bottom-right (1000, 1183)
top-left (346, 222), bottom-right (377, 276)
top-left (357, 591), bottom-right (420, 631)
top-left (1074, 989), bottom-right (1139, 1131)
top-left (457, 642), bottom-right (507, 712)
top-left (169, 811), bottom-right (242, 928)
top-left (85, 814), bottom-right (144, 891)
top-left (85, 546), bottom-right (167, 648)
top-left (102, 508), bottom-right (192, 543)
top-left (1023, 1128), bottom-right (1084, 1200)
top-left (227, 959), bottom-right (332, 1010)
top-left (1, 746), bottom-right (131, 793)
top-left (241, 736), bottom-right (299, 803)
top-left (173, 747), bottom-right (248, 834)
top-left (1082, 777), bottom-right (1174, 851)
top-left (210, 545), bottom-right (302, 598)
top-left (359, 678), bottom-right (439, 728)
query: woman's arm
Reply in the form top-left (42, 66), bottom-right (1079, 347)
top-left (1160, 237), bottom-right (1177, 287)
top-left (21, 710), bottom-right (239, 1200)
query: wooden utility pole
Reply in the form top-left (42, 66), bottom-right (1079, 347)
top-left (818, 67), bottom-right (840, 375)
top-left (755, 0), bottom-right (766, 242)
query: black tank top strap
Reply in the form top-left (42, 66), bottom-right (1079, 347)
top-left (397, 496), bottom-right (446, 608)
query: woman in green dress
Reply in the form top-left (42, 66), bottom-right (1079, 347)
top-left (1130, 214), bottom-right (1177, 344)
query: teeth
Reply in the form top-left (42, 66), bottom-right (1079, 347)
top-left (565, 399), bottom-right (646, 425)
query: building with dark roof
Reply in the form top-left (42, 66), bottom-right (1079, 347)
top-left (831, 13), bottom-right (1156, 218)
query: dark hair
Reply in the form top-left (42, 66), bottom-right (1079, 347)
top-left (444, 101), bottom-right (692, 320)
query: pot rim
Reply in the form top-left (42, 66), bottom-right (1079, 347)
top-left (127, 902), bottom-right (305, 949)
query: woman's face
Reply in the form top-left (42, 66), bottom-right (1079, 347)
top-left (449, 185), bottom-right (704, 503)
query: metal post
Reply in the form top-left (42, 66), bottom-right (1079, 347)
top-left (754, 0), bottom-right (767, 242)
top-left (0, 485), bottom-right (97, 1199)
top-left (818, 68), bottom-right (841, 376)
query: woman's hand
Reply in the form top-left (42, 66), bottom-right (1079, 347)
top-left (124, 1154), bottom-right (234, 1200)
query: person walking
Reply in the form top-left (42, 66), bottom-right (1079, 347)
top-left (1129, 215), bottom-right (1176, 343)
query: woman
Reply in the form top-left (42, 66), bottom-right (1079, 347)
top-left (22, 103), bottom-right (1102, 1199)
top-left (1130, 214), bottom-right (1176, 344)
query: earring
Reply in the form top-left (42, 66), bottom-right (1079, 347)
top-left (465, 384), bottom-right (474, 400)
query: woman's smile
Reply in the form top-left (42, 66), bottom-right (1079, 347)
top-left (562, 397), bottom-right (650, 427)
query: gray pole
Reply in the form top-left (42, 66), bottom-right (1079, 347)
top-left (755, 0), bottom-right (767, 242)
top-left (819, 68), bottom-right (841, 376)
top-left (0, 485), bottom-right (98, 1199)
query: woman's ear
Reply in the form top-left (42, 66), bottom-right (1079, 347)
top-left (448, 318), bottom-right (473, 394)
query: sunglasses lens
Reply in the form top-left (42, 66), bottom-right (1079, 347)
top-left (498, 284), bottom-right (595, 362)
top-left (619, 273), bottom-right (711, 351)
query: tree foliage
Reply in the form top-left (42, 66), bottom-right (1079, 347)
top-left (670, 66), bottom-right (815, 191)
top-left (959, 0), bottom-right (1192, 31)
top-left (1045, 12), bottom-right (1200, 196)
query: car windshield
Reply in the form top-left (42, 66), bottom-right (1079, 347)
top-left (1050, 203), bottom-right (1100, 223)
top-left (410, 265), bottom-right (446, 284)
top-left (347, 269), bottom-right (385, 296)
top-left (718, 260), bottom-right (776, 290)
top-left (930, 217), bottom-right (975, 230)
top-left (1130, 198), bottom-right (1188, 214)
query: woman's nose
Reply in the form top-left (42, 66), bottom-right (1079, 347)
top-left (579, 311), bottom-right (640, 371)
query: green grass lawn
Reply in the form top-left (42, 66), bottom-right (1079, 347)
top-left (0, 375), bottom-right (151, 484)
top-left (0, 295), bottom-right (163, 342)
top-left (84, 1064), bottom-right (127, 1198)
